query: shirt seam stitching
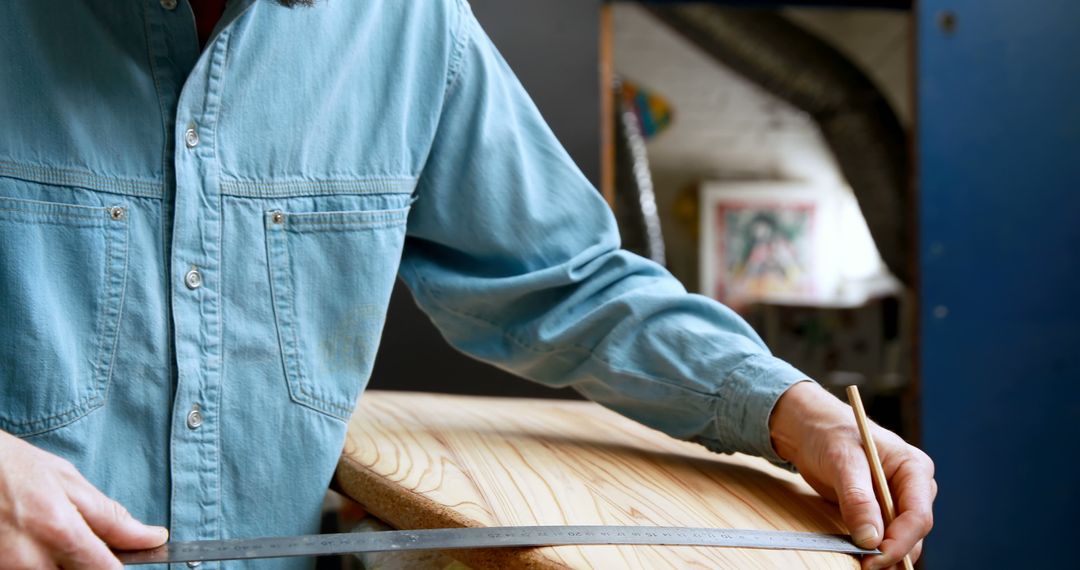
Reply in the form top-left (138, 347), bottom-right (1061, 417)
top-left (444, 0), bottom-right (472, 95)
top-left (0, 162), bottom-right (162, 197)
top-left (218, 177), bottom-right (417, 197)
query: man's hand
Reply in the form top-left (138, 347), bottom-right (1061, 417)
top-left (770, 382), bottom-right (936, 570)
top-left (0, 430), bottom-right (168, 569)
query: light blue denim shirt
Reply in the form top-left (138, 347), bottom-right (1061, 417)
top-left (0, 1), bottom-right (807, 568)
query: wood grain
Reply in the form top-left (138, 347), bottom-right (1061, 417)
top-left (334, 391), bottom-right (859, 569)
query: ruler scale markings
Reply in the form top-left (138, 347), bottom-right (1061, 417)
top-left (117, 526), bottom-right (878, 565)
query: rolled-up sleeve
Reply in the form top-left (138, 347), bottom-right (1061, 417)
top-left (399, 0), bottom-right (810, 464)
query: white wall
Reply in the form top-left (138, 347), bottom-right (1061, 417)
top-left (613, 4), bottom-right (909, 300)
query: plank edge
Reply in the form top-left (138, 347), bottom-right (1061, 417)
top-left (334, 452), bottom-right (570, 569)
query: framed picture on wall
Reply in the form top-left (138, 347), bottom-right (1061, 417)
top-left (700, 181), bottom-right (822, 307)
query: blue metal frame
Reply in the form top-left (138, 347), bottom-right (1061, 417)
top-left (919, 1), bottom-right (1080, 566)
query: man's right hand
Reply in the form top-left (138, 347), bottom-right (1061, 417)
top-left (0, 430), bottom-right (168, 569)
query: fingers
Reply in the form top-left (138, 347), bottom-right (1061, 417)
top-left (910, 539), bottom-right (924, 563)
top-left (868, 503), bottom-right (932, 568)
top-left (862, 442), bottom-right (936, 569)
top-left (0, 434), bottom-right (161, 568)
top-left (13, 483), bottom-right (120, 570)
top-left (829, 444), bottom-right (884, 550)
top-left (886, 451), bottom-right (934, 561)
top-left (39, 503), bottom-right (122, 570)
top-left (63, 473), bottom-right (169, 551)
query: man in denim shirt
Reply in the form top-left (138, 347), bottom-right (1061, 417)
top-left (0, 1), bottom-right (933, 568)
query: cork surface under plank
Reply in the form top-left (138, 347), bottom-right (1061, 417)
top-left (333, 390), bottom-right (859, 569)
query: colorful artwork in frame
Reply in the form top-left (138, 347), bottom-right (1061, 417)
top-left (700, 182), bottom-right (821, 307)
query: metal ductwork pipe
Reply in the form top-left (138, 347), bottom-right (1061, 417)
top-left (643, 5), bottom-right (910, 284)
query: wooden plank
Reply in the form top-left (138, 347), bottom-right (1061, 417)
top-left (335, 391), bottom-right (859, 569)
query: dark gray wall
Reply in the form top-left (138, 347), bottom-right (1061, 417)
top-left (368, 0), bottom-right (602, 397)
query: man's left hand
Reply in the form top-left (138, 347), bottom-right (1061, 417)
top-left (769, 381), bottom-right (937, 570)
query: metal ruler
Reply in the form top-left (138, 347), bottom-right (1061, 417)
top-left (116, 525), bottom-right (878, 565)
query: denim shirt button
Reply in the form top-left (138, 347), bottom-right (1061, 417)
top-left (184, 127), bottom-right (200, 148)
top-left (184, 267), bottom-right (203, 290)
top-left (160, 0), bottom-right (178, 10)
top-left (186, 405), bottom-right (203, 430)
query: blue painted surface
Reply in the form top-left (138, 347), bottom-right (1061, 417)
top-left (919, 1), bottom-right (1080, 566)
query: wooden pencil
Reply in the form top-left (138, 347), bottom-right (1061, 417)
top-left (846, 385), bottom-right (915, 570)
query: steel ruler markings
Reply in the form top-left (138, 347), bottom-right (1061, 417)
top-left (117, 525), bottom-right (878, 565)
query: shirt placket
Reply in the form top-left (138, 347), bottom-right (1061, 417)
top-left (169, 34), bottom-right (225, 561)
top-left (142, 0), bottom-right (252, 560)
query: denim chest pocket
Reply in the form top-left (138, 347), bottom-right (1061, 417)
top-left (264, 205), bottom-right (409, 421)
top-left (0, 196), bottom-right (129, 437)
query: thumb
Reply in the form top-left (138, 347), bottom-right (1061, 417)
top-left (833, 445), bottom-right (884, 549)
top-left (64, 476), bottom-right (169, 550)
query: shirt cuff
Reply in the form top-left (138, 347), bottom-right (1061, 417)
top-left (692, 355), bottom-right (813, 467)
